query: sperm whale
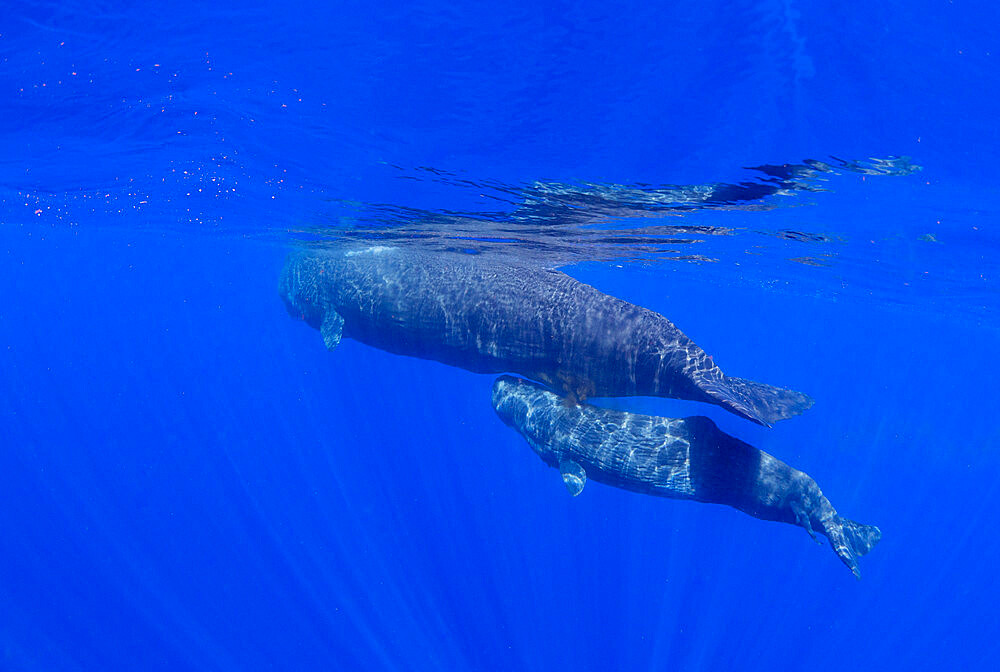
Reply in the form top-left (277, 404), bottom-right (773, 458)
top-left (491, 375), bottom-right (880, 577)
top-left (280, 247), bottom-right (813, 425)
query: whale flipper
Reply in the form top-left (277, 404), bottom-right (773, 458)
top-left (698, 375), bottom-right (814, 427)
top-left (791, 501), bottom-right (822, 544)
top-left (321, 309), bottom-right (345, 351)
top-left (559, 459), bottom-right (587, 496)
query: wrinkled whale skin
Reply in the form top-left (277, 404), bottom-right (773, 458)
top-left (491, 375), bottom-right (880, 578)
top-left (281, 247), bottom-right (812, 425)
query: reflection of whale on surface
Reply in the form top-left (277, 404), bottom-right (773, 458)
top-left (280, 246), bottom-right (813, 425)
top-left (310, 157), bottom-right (920, 267)
top-left (491, 376), bottom-right (880, 578)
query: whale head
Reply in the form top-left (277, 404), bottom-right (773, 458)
top-left (491, 375), bottom-right (532, 429)
top-left (279, 252), bottom-right (326, 328)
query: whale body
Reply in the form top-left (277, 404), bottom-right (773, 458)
top-left (280, 247), bottom-right (812, 425)
top-left (491, 375), bottom-right (881, 578)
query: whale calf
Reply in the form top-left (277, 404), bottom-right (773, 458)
top-left (491, 375), bottom-right (880, 577)
top-left (281, 247), bottom-right (812, 425)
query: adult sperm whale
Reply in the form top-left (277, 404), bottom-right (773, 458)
top-left (491, 376), bottom-right (880, 578)
top-left (280, 246), bottom-right (812, 425)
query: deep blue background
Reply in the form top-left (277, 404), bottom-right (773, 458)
top-left (2, 1), bottom-right (999, 670)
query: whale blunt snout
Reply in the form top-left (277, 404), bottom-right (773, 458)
top-left (280, 277), bottom-right (306, 320)
top-left (491, 376), bottom-right (530, 429)
top-left (279, 254), bottom-right (320, 323)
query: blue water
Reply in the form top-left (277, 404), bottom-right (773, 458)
top-left (2, 1), bottom-right (998, 670)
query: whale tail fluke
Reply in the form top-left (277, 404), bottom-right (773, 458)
top-left (822, 516), bottom-right (882, 579)
top-left (698, 375), bottom-right (814, 426)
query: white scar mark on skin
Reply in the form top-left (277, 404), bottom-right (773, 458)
top-left (345, 245), bottom-right (396, 256)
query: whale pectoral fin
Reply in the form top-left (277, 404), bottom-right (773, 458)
top-left (790, 501), bottom-right (821, 545)
top-left (559, 459), bottom-right (587, 496)
top-left (321, 309), bottom-right (345, 351)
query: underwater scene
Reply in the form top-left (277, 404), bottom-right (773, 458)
top-left (1, 1), bottom-right (998, 670)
